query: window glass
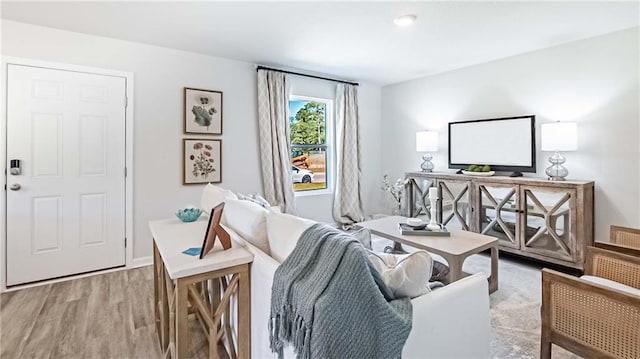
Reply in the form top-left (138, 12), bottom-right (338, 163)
top-left (289, 99), bottom-right (329, 192)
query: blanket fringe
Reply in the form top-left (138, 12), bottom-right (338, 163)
top-left (269, 305), bottom-right (312, 359)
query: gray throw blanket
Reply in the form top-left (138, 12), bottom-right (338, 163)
top-left (269, 224), bottom-right (412, 359)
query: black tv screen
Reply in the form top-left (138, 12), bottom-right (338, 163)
top-left (448, 115), bottom-right (536, 173)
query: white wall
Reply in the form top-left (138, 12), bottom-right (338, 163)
top-left (1, 20), bottom-right (384, 262)
top-left (381, 27), bottom-right (640, 242)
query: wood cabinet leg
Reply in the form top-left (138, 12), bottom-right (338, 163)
top-left (157, 252), bottom-right (169, 351)
top-left (489, 246), bottom-right (499, 293)
top-left (237, 265), bottom-right (251, 359)
top-left (175, 279), bottom-right (189, 359)
top-left (154, 243), bottom-right (159, 333)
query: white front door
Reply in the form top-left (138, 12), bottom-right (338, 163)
top-left (6, 64), bottom-right (127, 286)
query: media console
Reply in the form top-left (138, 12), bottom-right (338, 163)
top-left (404, 172), bottom-right (594, 270)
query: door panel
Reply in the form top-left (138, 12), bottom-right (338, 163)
top-left (79, 193), bottom-right (108, 247)
top-left (6, 64), bottom-right (126, 286)
top-left (437, 179), bottom-right (471, 231)
top-left (31, 196), bottom-right (63, 253)
top-left (80, 115), bottom-right (108, 175)
top-left (477, 183), bottom-right (520, 249)
top-left (519, 186), bottom-right (576, 262)
top-left (32, 113), bottom-right (63, 176)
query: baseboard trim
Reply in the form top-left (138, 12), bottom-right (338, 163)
top-left (131, 256), bottom-right (153, 268)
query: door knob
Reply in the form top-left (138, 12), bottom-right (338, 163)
top-left (9, 183), bottom-right (21, 191)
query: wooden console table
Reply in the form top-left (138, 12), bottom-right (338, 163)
top-left (150, 218), bottom-right (253, 358)
top-left (405, 172), bottom-right (594, 270)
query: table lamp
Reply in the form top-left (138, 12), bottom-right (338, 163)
top-left (416, 131), bottom-right (438, 172)
top-left (541, 121), bottom-right (577, 181)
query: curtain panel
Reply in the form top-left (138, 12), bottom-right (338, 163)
top-left (333, 83), bottom-right (366, 225)
top-left (257, 70), bottom-right (295, 213)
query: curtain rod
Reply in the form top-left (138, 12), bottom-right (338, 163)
top-left (256, 65), bottom-right (359, 86)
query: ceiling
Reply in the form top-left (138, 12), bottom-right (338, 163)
top-left (2, 1), bottom-right (638, 85)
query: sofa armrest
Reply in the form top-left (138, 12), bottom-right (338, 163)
top-left (225, 225), bottom-right (294, 358)
top-left (403, 273), bottom-right (491, 359)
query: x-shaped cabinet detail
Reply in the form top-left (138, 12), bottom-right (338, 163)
top-left (478, 185), bottom-right (519, 249)
top-left (521, 187), bottom-right (575, 262)
top-left (406, 177), bottom-right (436, 219)
top-left (438, 181), bottom-right (471, 231)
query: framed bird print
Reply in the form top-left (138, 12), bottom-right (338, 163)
top-left (184, 87), bottom-right (223, 135)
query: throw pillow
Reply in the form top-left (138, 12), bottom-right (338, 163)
top-left (368, 251), bottom-right (433, 298)
top-left (200, 184), bottom-right (238, 215)
top-left (350, 228), bottom-right (372, 250)
top-left (431, 260), bottom-right (450, 282)
top-left (235, 192), bottom-right (250, 201)
top-left (220, 199), bottom-right (270, 255)
top-left (250, 194), bottom-right (271, 208)
top-left (266, 212), bottom-right (315, 263)
top-left (268, 205), bottom-right (282, 213)
top-left (236, 192), bottom-right (272, 209)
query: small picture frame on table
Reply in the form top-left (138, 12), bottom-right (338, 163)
top-left (200, 203), bottom-right (231, 259)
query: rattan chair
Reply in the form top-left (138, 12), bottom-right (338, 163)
top-left (541, 245), bottom-right (640, 359)
top-left (610, 225), bottom-right (640, 249)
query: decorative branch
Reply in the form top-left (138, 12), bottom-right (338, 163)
top-left (381, 174), bottom-right (408, 204)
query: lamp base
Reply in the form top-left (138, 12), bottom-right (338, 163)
top-left (421, 154), bottom-right (434, 172)
top-left (545, 151), bottom-right (568, 181)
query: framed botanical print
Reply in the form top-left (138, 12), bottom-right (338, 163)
top-left (183, 139), bottom-right (222, 184)
top-left (184, 87), bottom-right (223, 135)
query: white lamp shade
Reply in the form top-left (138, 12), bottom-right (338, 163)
top-left (541, 122), bottom-right (577, 151)
top-left (416, 131), bottom-right (438, 152)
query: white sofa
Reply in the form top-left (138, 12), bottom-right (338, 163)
top-left (202, 185), bottom-right (491, 358)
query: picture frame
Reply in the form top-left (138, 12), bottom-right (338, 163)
top-left (200, 202), bottom-right (231, 259)
top-left (184, 87), bottom-right (223, 135)
top-left (183, 139), bottom-right (222, 185)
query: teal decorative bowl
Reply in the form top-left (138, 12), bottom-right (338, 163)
top-left (175, 208), bottom-right (202, 222)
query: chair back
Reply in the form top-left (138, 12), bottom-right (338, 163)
top-left (586, 246), bottom-right (640, 289)
top-left (610, 225), bottom-right (640, 249)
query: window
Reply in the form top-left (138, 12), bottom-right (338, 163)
top-left (289, 96), bottom-right (332, 193)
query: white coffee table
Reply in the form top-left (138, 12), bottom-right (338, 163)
top-left (358, 216), bottom-right (499, 293)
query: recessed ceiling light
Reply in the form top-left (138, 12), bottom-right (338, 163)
top-left (394, 14), bottom-right (417, 27)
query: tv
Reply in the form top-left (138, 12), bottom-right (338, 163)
top-left (448, 115), bottom-right (536, 174)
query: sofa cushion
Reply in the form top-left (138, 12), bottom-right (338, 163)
top-left (266, 212), bottom-right (315, 263)
top-left (221, 199), bottom-right (270, 255)
top-left (580, 275), bottom-right (640, 296)
top-left (368, 251), bottom-right (433, 298)
top-left (200, 184), bottom-right (238, 215)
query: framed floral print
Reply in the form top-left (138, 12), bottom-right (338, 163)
top-left (184, 87), bottom-right (223, 135)
top-left (183, 139), bottom-right (222, 184)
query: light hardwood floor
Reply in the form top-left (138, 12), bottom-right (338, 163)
top-left (1, 266), bottom-right (213, 359)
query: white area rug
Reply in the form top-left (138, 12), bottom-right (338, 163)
top-left (370, 236), bottom-right (581, 359)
